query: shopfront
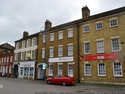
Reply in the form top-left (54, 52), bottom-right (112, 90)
top-left (19, 61), bottom-right (35, 80)
top-left (48, 56), bottom-right (75, 77)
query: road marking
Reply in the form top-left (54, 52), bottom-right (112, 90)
top-left (0, 85), bottom-right (3, 89)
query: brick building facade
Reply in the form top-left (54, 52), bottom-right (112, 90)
top-left (79, 6), bottom-right (125, 84)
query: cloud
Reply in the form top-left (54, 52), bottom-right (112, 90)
top-left (0, 0), bottom-right (125, 46)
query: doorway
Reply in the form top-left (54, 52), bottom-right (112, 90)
top-left (14, 65), bottom-right (18, 78)
top-left (38, 65), bottom-right (45, 79)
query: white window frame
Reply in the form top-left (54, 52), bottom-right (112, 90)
top-left (9, 66), bottom-right (12, 73)
top-left (31, 50), bottom-right (35, 59)
top-left (15, 53), bottom-right (18, 60)
top-left (50, 33), bottom-right (54, 41)
top-left (42, 48), bottom-right (45, 58)
top-left (110, 19), bottom-right (118, 27)
top-left (16, 42), bottom-right (19, 49)
top-left (43, 35), bottom-right (46, 43)
top-left (21, 52), bottom-right (25, 60)
top-left (49, 47), bottom-right (54, 57)
top-left (32, 37), bottom-right (36, 46)
top-left (98, 63), bottom-right (106, 76)
top-left (58, 31), bottom-right (63, 40)
top-left (6, 66), bottom-right (8, 73)
top-left (58, 46), bottom-right (63, 57)
top-left (27, 39), bottom-right (30, 47)
top-left (84, 63), bottom-right (91, 76)
top-left (97, 40), bottom-right (104, 53)
top-left (113, 62), bottom-right (122, 77)
top-left (58, 65), bottom-right (63, 74)
top-left (84, 42), bottom-right (90, 54)
top-left (22, 40), bottom-right (25, 48)
top-left (68, 44), bottom-right (73, 56)
top-left (4, 57), bottom-right (6, 63)
top-left (68, 29), bottom-right (73, 38)
top-left (84, 25), bottom-right (90, 33)
top-left (7, 57), bottom-right (9, 63)
top-left (10, 56), bottom-right (12, 62)
top-left (96, 22), bottom-right (103, 30)
top-left (49, 65), bottom-right (53, 76)
top-left (111, 38), bottom-right (121, 52)
top-left (26, 51), bottom-right (31, 60)
top-left (68, 64), bottom-right (73, 76)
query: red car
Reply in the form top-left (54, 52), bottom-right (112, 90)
top-left (46, 74), bottom-right (75, 86)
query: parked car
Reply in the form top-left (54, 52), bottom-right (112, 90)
top-left (46, 74), bottom-right (75, 86)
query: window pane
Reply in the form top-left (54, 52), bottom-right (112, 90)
top-left (84, 43), bottom-right (90, 54)
top-left (112, 38), bottom-right (120, 52)
top-left (84, 64), bottom-right (91, 76)
top-left (98, 63), bottom-right (106, 76)
top-left (97, 40), bottom-right (104, 53)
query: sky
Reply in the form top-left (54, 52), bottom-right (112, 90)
top-left (0, 0), bottom-right (125, 46)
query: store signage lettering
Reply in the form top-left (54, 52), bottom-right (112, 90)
top-left (49, 56), bottom-right (73, 62)
top-left (86, 53), bottom-right (118, 60)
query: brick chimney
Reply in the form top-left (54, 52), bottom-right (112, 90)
top-left (45, 19), bottom-right (52, 31)
top-left (82, 5), bottom-right (90, 19)
top-left (23, 31), bottom-right (29, 38)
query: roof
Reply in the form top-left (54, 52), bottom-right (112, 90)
top-left (15, 32), bottom-right (39, 42)
top-left (49, 6), bottom-right (125, 31)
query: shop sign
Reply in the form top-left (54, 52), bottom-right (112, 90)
top-left (49, 56), bottom-right (73, 63)
top-left (86, 53), bottom-right (118, 60)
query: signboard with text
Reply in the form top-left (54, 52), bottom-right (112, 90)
top-left (49, 56), bottom-right (73, 63)
top-left (86, 53), bottom-right (118, 60)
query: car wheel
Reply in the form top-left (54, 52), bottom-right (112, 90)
top-left (62, 82), bottom-right (66, 86)
top-left (47, 80), bottom-right (51, 84)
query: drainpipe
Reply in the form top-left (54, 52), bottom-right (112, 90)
top-left (77, 24), bottom-right (80, 83)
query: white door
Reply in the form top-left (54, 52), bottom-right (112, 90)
top-left (38, 65), bottom-right (43, 79)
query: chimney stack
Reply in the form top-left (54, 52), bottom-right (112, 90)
top-left (45, 19), bottom-right (52, 31)
top-left (23, 31), bottom-right (29, 38)
top-left (82, 5), bottom-right (90, 19)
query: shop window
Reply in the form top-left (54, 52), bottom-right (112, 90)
top-left (113, 62), bottom-right (122, 77)
top-left (84, 64), bottom-right (91, 76)
top-left (68, 65), bottom-right (73, 76)
top-left (98, 63), bottom-right (106, 76)
top-left (20, 67), bottom-right (23, 76)
top-left (58, 65), bottom-right (63, 74)
top-left (30, 67), bottom-right (33, 76)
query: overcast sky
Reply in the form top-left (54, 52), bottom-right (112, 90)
top-left (0, 0), bottom-right (125, 46)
